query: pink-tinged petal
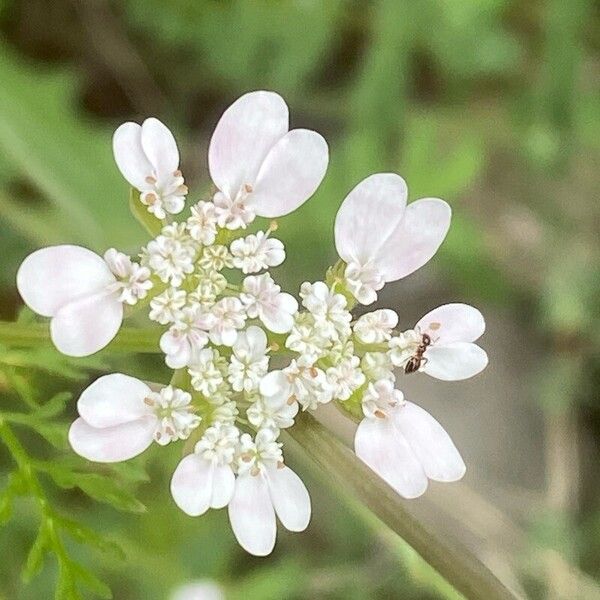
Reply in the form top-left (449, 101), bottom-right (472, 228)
top-left (68, 416), bottom-right (155, 463)
top-left (260, 293), bottom-right (298, 334)
top-left (424, 342), bottom-right (488, 381)
top-left (17, 245), bottom-right (115, 318)
top-left (160, 330), bottom-right (191, 369)
top-left (251, 129), bottom-right (328, 218)
top-left (50, 293), bottom-right (123, 357)
top-left (375, 198), bottom-right (451, 281)
top-left (210, 464), bottom-right (235, 509)
top-left (78, 374), bottom-right (152, 428)
top-left (141, 117), bottom-right (179, 182)
top-left (394, 402), bottom-right (466, 482)
top-left (265, 465), bottom-right (311, 532)
top-left (113, 122), bottom-right (153, 190)
top-left (170, 454), bottom-right (213, 516)
top-left (354, 417), bottom-right (427, 499)
top-left (334, 173), bottom-right (408, 266)
top-left (416, 303), bottom-right (485, 344)
top-left (228, 472), bottom-right (276, 556)
top-left (209, 91), bottom-right (288, 199)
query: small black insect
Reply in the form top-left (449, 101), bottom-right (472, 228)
top-left (404, 332), bottom-right (432, 374)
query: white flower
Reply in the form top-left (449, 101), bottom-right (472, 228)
top-left (68, 374), bottom-right (200, 462)
top-left (247, 394), bottom-right (298, 431)
top-left (228, 326), bottom-right (269, 392)
top-left (241, 273), bottom-right (297, 334)
top-left (149, 287), bottom-right (186, 324)
top-left (198, 245), bottom-right (233, 271)
top-left (143, 234), bottom-right (196, 287)
top-left (209, 91), bottom-right (328, 229)
top-left (211, 400), bottom-right (238, 425)
top-left (228, 428), bottom-right (310, 556)
top-left (17, 245), bottom-right (125, 356)
top-left (230, 231), bottom-right (285, 274)
top-left (189, 348), bottom-right (225, 396)
top-left (103, 248), bottom-right (153, 305)
top-left (353, 309), bottom-right (398, 344)
top-left (285, 313), bottom-right (330, 366)
top-left (209, 297), bottom-right (247, 346)
top-left (283, 361), bottom-right (333, 410)
top-left (355, 391), bottom-right (465, 499)
top-left (189, 271), bottom-right (227, 307)
top-left (299, 281), bottom-right (351, 340)
top-left (361, 352), bottom-right (395, 383)
top-left (389, 303), bottom-right (488, 381)
top-left (361, 379), bottom-right (404, 420)
top-left (334, 174), bottom-right (451, 304)
top-left (170, 581), bottom-right (225, 600)
top-left (160, 305), bottom-right (216, 368)
top-left (187, 201), bottom-right (218, 245)
top-left (113, 118), bottom-right (187, 218)
top-left (171, 423), bottom-right (239, 517)
top-left (326, 356), bottom-right (365, 401)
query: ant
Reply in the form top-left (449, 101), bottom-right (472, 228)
top-left (404, 332), bottom-right (432, 374)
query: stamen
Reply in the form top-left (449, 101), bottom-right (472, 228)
top-left (429, 322), bottom-right (441, 330)
top-left (145, 175), bottom-right (157, 185)
top-left (287, 394), bottom-right (297, 406)
top-left (173, 169), bottom-right (182, 177)
top-left (250, 466), bottom-right (260, 476)
top-left (144, 397), bottom-right (155, 406)
top-left (374, 409), bottom-right (386, 419)
top-left (243, 183), bottom-right (253, 194)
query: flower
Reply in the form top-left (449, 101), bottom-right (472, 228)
top-left (241, 273), bottom-right (298, 334)
top-left (170, 581), bottom-right (225, 600)
top-left (209, 297), bottom-right (247, 346)
top-left (285, 312), bottom-right (331, 366)
top-left (187, 201), bottom-right (218, 245)
top-left (230, 230), bottom-right (285, 274)
top-left (113, 118), bottom-right (187, 219)
top-left (228, 428), bottom-right (311, 556)
top-left (198, 245), bottom-right (233, 271)
top-left (361, 352), bottom-right (395, 383)
top-left (283, 361), bottom-right (333, 410)
top-left (209, 91), bottom-right (329, 229)
top-left (171, 423), bottom-right (239, 516)
top-left (246, 394), bottom-right (298, 431)
top-left (160, 305), bottom-right (216, 368)
top-left (228, 326), bottom-right (270, 392)
top-left (355, 385), bottom-right (466, 499)
top-left (68, 374), bottom-right (200, 462)
top-left (142, 233), bottom-right (196, 287)
top-left (149, 287), bottom-right (187, 324)
top-left (334, 173), bottom-right (451, 304)
top-left (299, 281), bottom-right (351, 341)
top-left (326, 356), bottom-right (365, 401)
top-left (17, 245), bottom-right (124, 356)
top-left (388, 303), bottom-right (488, 380)
top-left (189, 348), bottom-right (225, 396)
top-left (103, 248), bottom-right (153, 305)
top-left (353, 309), bottom-right (398, 344)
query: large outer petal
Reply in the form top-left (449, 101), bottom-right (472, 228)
top-left (210, 464), bottom-right (235, 509)
top-left (266, 465), bottom-right (311, 532)
top-left (17, 245), bottom-right (115, 317)
top-left (170, 454), bottom-right (213, 516)
top-left (374, 198), bottom-right (451, 281)
top-left (113, 122), bottom-right (153, 190)
top-left (77, 374), bottom-right (151, 428)
top-left (416, 303), bottom-right (485, 344)
top-left (251, 129), bottom-right (328, 217)
top-left (423, 342), bottom-right (488, 381)
top-left (50, 293), bottom-right (123, 357)
top-left (141, 118), bottom-right (179, 182)
top-left (68, 416), bottom-right (155, 463)
top-left (393, 402), bottom-right (466, 482)
top-left (259, 293), bottom-right (298, 334)
top-left (354, 417), bottom-right (428, 499)
top-left (334, 173), bottom-right (408, 266)
top-left (208, 91), bottom-right (288, 199)
top-left (259, 370), bottom-right (292, 404)
top-left (228, 473), bottom-right (276, 556)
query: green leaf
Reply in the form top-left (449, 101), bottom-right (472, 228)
top-left (34, 392), bottom-right (72, 419)
top-left (71, 561), bottom-right (112, 599)
top-left (56, 515), bottom-right (126, 560)
top-left (22, 523), bottom-right (50, 583)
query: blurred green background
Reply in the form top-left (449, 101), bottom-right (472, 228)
top-left (0, 0), bottom-right (598, 598)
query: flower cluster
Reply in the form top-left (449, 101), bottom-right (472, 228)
top-left (16, 91), bottom-right (488, 556)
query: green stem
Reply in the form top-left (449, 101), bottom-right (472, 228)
top-left (284, 413), bottom-right (517, 600)
top-left (0, 321), bottom-right (162, 354)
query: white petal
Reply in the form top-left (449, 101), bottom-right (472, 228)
top-left (234, 325), bottom-right (267, 361)
top-left (78, 374), bottom-right (152, 428)
top-left (251, 129), bottom-right (328, 217)
top-left (210, 464), bottom-right (235, 509)
top-left (394, 402), bottom-right (466, 482)
top-left (68, 416), bottom-right (155, 463)
top-left (17, 245), bottom-right (115, 317)
top-left (354, 417), bottom-right (427, 499)
top-left (260, 293), bottom-right (298, 334)
top-left (334, 173), bottom-right (407, 266)
top-left (160, 331), bottom-right (191, 369)
top-left (265, 465), bottom-right (310, 532)
top-left (50, 293), bottom-right (123, 357)
top-left (416, 303), bottom-right (485, 344)
top-left (141, 117), bottom-right (179, 182)
top-left (209, 91), bottom-right (288, 199)
top-left (113, 122), bottom-right (153, 190)
top-left (228, 473), bottom-right (276, 556)
top-left (170, 454), bottom-right (213, 516)
top-left (374, 198), bottom-right (451, 281)
top-left (259, 370), bottom-right (292, 403)
top-left (423, 342), bottom-right (488, 381)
